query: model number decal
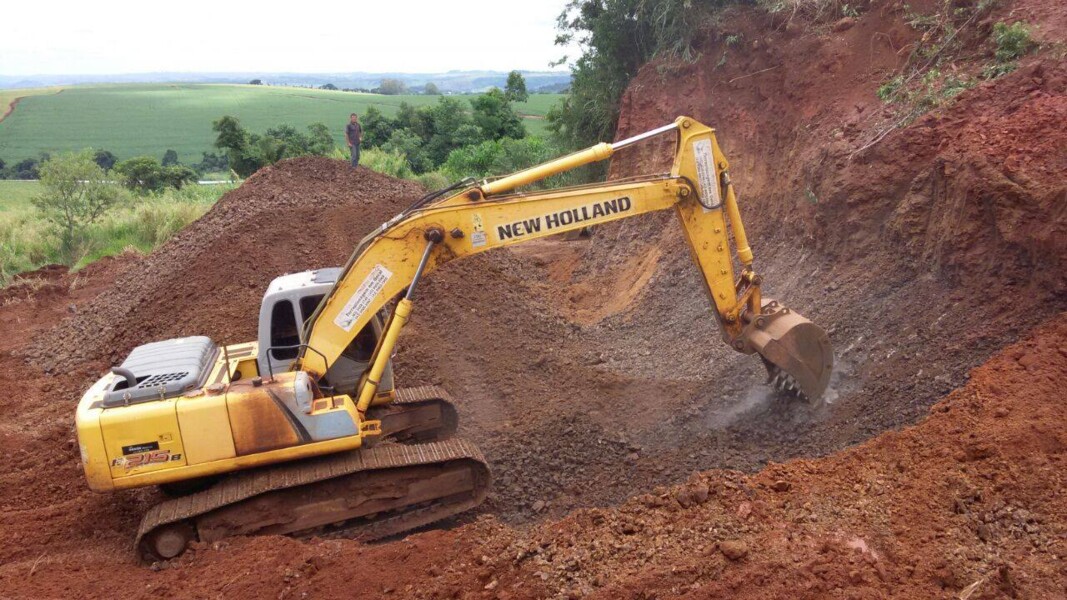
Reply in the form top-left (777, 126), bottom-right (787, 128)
top-left (112, 450), bottom-right (182, 471)
top-left (496, 196), bottom-right (632, 242)
top-left (122, 441), bottom-right (159, 455)
top-left (334, 264), bottom-right (393, 332)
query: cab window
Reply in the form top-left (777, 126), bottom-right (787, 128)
top-left (270, 300), bottom-right (300, 360)
top-left (299, 294), bottom-right (325, 326)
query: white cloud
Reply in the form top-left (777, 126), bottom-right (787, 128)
top-left (0, 0), bottom-right (576, 75)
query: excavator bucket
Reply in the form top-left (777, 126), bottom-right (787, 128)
top-left (739, 300), bottom-right (833, 404)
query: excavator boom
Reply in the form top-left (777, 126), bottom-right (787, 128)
top-left (299, 116), bottom-right (832, 401)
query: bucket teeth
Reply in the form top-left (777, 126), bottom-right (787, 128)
top-left (767, 366), bottom-right (809, 402)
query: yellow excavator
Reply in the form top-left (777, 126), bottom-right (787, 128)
top-left (75, 117), bottom-right (832, 560)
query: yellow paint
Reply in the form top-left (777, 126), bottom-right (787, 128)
top-left (357, 298), bottom-right (411, 411)
top-left (177, 392), bottom-right (236, 465)
top-left (481, 142), bottom-right (614, 196)
top-left (107, 434), bottom-right (363, 490)
top-left (99, 397), bottom-right (186, 480)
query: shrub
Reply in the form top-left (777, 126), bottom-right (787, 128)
top-left (360, 148), bottom-right (415, 179)
top-left (992, 21), bottom-right (1035, 62)
top-left (982, 21), bottom-right (1036, 78)
top-left (415, 171), bottom-right (451, 191)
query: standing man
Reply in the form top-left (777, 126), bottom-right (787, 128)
top-left (345, 113), bottom-right (362, 167)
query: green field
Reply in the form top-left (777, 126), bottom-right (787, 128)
top-left (0, 84), bottom-right (562, 165)
top-left (0, 180), bottom-right (41, 213)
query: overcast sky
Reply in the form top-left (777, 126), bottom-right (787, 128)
top-left (1, 0), bottom-right (576, 75)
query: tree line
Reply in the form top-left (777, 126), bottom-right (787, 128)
top-left (0, 149), bottom-right (228, 181)
top-left (249, 69), bottom-right (532, 97)
top-left (213, 74), bottom-right (533, 179)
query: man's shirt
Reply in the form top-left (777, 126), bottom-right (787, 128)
top-left (346, 122), bottom-right (362, 146)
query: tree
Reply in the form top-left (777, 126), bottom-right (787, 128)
top-left (504, 71), bottom-right (529, 103)
top-left (383, 129), bottom-right (432, 173)
top-left (360, 106), bottom-right (398, 148)
top-left (378, 78), bottom-right (407, 95)
top-left (114, 156), bottom-right (197, 193)
top-left (14, 157), bottom-right (41, 180)
top-left (213, 115), bottom-right (338, 177)
top-left (213, 116), bottom-right (262, 177)
top-left (33, 151), bottom-right (125, 256)
top-left (424, 82), bottom-right (440, 95)
top-left (424, 97), bottom-right (478, 166)
top-left (192, 151), bottom-right (228, 174)
top-left (249, 79), bottom-right (263, 85)
top-left (162, 165), bottom-right (199, 189)
top-left (550, 0), bottom-right (709, 148)
top-left (305, 122), bottom-right (335, 156)
top-left (161, 149), bottom-right (179, 166)
top-left (320, 83), bottom-right (338, 90)
top-left (471, 88), bottom-right (526, 140)
top-left (93, 149), bottom-right (117, 171)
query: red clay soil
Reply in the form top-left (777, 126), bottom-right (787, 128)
top-left (1, 0), bottom-right (1065, 597)
top-left (3, 309), bottom-right (1063, 599)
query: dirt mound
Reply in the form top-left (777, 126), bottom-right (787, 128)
top-left (28, 158), bottom-right (425, 371)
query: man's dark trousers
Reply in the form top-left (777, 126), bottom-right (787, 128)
top-left (350, 144), bottom-right (360, 167)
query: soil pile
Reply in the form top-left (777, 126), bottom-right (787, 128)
top-left (28, 159), bottom-right (425, 371)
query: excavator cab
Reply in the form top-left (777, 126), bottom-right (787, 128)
top-left (256, 267), bottom-right (394, 397)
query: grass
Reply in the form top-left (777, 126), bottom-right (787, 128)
top-left (0, 84), bottom-right (562, 165)
top-left (0, 180), bottom-right (42, 214)
top-left (0, 182), bottom-right (231, 284)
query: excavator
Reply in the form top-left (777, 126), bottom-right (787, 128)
top-left (75, 117), bottom-right (833, 560)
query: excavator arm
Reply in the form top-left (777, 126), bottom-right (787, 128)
top-left (298, 117), bottom-right (833, 403)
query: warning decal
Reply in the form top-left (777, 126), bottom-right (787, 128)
top-left (334, 264), bottom-right (393, 332)
top-left (692, 139), bottom-right (722, 210)
top-left (471, 213), bottom-right (487, 248)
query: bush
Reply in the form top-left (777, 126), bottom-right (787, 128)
top-left (982, 21), bottom-right (1036, 78)
top-left (2, 182), bottom-right (230, 284)
top-left (360, 148), bottom-right (415, 179)
top-left (441, 137), bottom-right (588, 188)
top-left (0, 213), bottom-right (55, 284)
top-left (992, 21), bottom-right (1035, 62)
top-left (415, 171), bottom-right (451, 191)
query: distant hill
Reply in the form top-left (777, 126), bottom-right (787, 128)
top-left (0, 70), bottom-right (572, 94)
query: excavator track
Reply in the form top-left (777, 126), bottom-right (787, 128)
top-left (367, 385), bottom-right (461, 444)
top-left (135, 385), bottom-right (487, 562)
